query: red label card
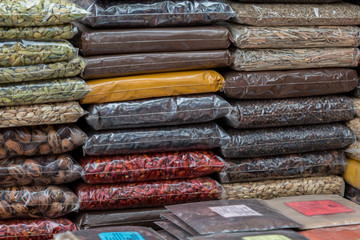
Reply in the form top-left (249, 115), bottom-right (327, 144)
top-left (284, 200), bottom-right (354, 216)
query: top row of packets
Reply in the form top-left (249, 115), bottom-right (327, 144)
top-left (2, 0), bottom-right (360, 28)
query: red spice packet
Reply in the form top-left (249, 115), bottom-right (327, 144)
top-left (300, 224), bottom-right (360, 240)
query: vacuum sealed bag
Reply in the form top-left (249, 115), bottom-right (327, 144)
top-left (155, 221), bottom-right (192, 240)
top-left (345, 184), bottom-right (360, 205)
top-left (300, 224), bottom-right (360, 240)
top-left (161, 213), bottom-right (198, 236)
top-left (343, 158), bottom-right (360, 189)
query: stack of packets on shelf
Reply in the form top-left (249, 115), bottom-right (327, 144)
top-left (0, 0), bottom-right (90, 239)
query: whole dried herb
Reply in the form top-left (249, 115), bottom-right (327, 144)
top-left (0, 77), bottom-right (90, 106)
top-left (83, 123), bottom-right (229, 156)
top-left (0, 24), bottom-right (78, 40)
top-left (81, 151), bottom-right (225, 184)
top-left (0, 0), bottom-right (89, 27)
top-left (0, 185), bottom-right (78, 219)
top-left (345, 184), bottom-right (360, 205)
top-left (0, 57), bottom-right (85, 84)
top-left (76, 177), bottom-right (223, 211)
top-left (85, 94), bottom-right (231, 130)
top-left (231, 48), bottom-right (360, 71)
top-left (220, 123), bottom-right (355, 159)
top-left (0, 154), bottom-right (82, 187)
top-left (223, 176), bottom-right (345, 200)
top-left (218, 151), bottom-right (347, 184)
top-left (230, 2), bottom-right (360, 26)
top-left (225, 95), bottom-right (355, 129)
top-left (0, 40), bottom-right (77, 67)
top-left (0, 218), bottom-right (77, 240)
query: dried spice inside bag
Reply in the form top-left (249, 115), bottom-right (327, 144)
top-left (352, 85), bottom-right (360, 98)
top-left (80, 70), bottom-right (224, 104)
top-left (0, 0), bottom-right (89, 27)
top-left (225, 95), bottom-right (355, 129)
top-left (0, 154), bottom-right (82, 187)
top-left (83, 122), bottom-right (228, 156)
top-left (354, 98), bottom-right (360, 117)
top-left (0, 40), bottom-right (77, 67)
top-left (0, 24), bottom-right (78, 40)
top-left (218, 151), bottom-right (347, 184)
top-left (0, 124), bottom-right (87, 159)
top-left (0, 218), bottom-right (77, 240)
top-left (345, 184), bottom-right (360, 205)
top-left (85, 94), bottom-right (231, 130)
top-left (166, 199), bottom-right (302, 235)
top-left (221, 68), bottom-right (359, 99)
top-left (0, 185), bottom-right (78, 219)
top-left (232, 0), bottom-right (339, 2)
top-left (0, 102), bottom-right (85, 128)
top-left (345, 141), bottom-right (360, 160)
top-left (347, 118), bottom-right (360, 140)
top-left (81, 151), bottom-right (225, 184)
top-left (76, 0), bottom-right (234, 28)
top-left (76, 177), bottom-right (224, 211)
top-left (155, 221), bottom-right (192, 240)
top-left (220, 123), bottom-right (355, 159)
top-left (225, 24), bottom-right (360, 49)
top-left (81, 50), bottom-right (231, 80)
top-left (231, 48), bottom-right (360, 71)
top-left (223, 176), bottom-right (345, 200)
top-left (230, 2), bottom-right (360, 26)
top-left (300, 224), bottom-right (360, 240)
top-left (343, 158), bottom-right (360, 190)
top-left (0, 77), bottom-right (90, 106)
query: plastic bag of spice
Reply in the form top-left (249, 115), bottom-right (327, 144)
top-left (218, 150), bottom-right (347, 183)
top-left (220, 123), bottom-right (355, 159)
top-left (0, 78), bottom-right (90, 106)
top-left (229, 2), bottom-right (360, 26)
top-left (224, 24), bottom-right (360, 49)
top-left (157, 230), bottom-right (177, 240)
top-left (80, 70), bottom-right (224, 104)
top-left (354, 98), bottom-right (360, 117)
top-left (345, 184), bottom-right (360, 205)
top-left (0, 185), bottom-right (78, 219)
top-left (155, 221), bottom-right (192, 240)
top-left (221, 68), bottom-right (359, 99)
top-left (75, 0), bottom-right (234, 28)
top-left (74, 23), bottom-right (230, 56)
top-left (81, 50), bottom-right (231, 80)
top-left (300, 224), bottom-right (360, 240)
top-left (166, 199), bottom-right (302, 235)
top-left (231, 48), bottom-right (360, 72)
top-left (75, 177), bottom-right (224, 211)
top-left (83, 123), bottom-right (228, 156)
top-left (266, 195), bottom-right (360, 230)
top-left (85, 94), bottom-right (231, 130)
top-left (0, 154), bottom-right (82, 187)
top-left (345, 142), bottom-right (360, 161)
top-left (161, 213), bottom-right (198, 236)
top-left (0, 218), bottom-right (77, 240)
top-left (0, 124), bottom-right (87, 159)
top-left (81, 151), bottom-right (225, 184)
top-left (224, 95), bottom-right (355, 129)
top-left (343, 158), bottom-right (360, 189)
top-left (352, 85), bottom-right (360, 98)
top-left (347, 118), bottom-right (360, 139)
top-left (223, 176), bottom-right (345, 200)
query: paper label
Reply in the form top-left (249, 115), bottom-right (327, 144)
top-left (98, 232), bottom-right (145, 240)
top-left (285, 200), bottom-right (354, 216)
top-left (209, 204), bottom-right (262, 218)
top-left (243, 235), bottom-right (292, 240)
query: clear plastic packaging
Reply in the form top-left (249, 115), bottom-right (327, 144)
top-left (0, 40), bottom-right (77, 67)
top-left (161, 213), bottom-right (198, 236)
top-left (345, 184), bottom-right (360, 205)
top-left (74, 23), bottom-right (230, 56)
top-left (81, 151), bottom-right (225, 184)
top-left (155, 221), bottom-right (192, 240)
top-left (225, 95), bottom-right (355, 129)
top-left (0, 57), bottom-right (85, 84)
top-left (75, 0), bottom-right (234, 28)
top-left (157, 230), bottom-right (177, 240)
top-left (0, 124), bottom-right (87, 159)
top-left (300, 224), bottom-right (360, 240)
top-left (343, 159), bottom-right (360, 189)
top-left (345, 142), bottom-right (360, 160)
top-left (352, 85), bottom-right (360, 98)
top-left (80, 70), bottom-right (224, 104)
top-left (0, 77), bottom-right (90, 106)
top-left (230, 2), bottom-right (360, 26)
top-left (81, 50), bottom-right (231, 80)
top-left (231, 48), bottom-right (360, 71)
top-left (83, 123), bottom-right (228, 156)
top-left (85, 94), bottom-right (231, 130)
top-left (166, 199), bottom-right (302, 235)
top-left (0, 185), bottom-right (78, 219)
top-left (354, 98), bottom-right (360, 117)
top-left (218, 150), bottom-right (347, 183)
top-left (223, 176), bottom-right (345, 200)
top-left (220, 123), bottom-right (355, 159)
top-left (0, 102), bottom-right (85, 128)
top-left (221, 68), bottom-right (359, 99)
top-left (0, 218), bottom-right (77, 240)
top-left (347, 118), bottom-right (360, 140)
top-left (232, 0), bottom-right (339, 2)
top-left (0, 154), bottom-right (82, 187)
top-left (76, 177), bottom-right (224, 211)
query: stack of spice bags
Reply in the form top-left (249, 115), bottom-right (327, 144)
top-left (0, 1), bottom-right (90, 239)
top-left (216, 0), bottom-right (360, 200)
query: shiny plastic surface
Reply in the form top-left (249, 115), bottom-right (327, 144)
top-left (85, 94), bottom-right (231, 130)
top-left (300, 224), bottom-right (360, 240)
top-left (345, 184), bottom-right (360, 205)
top-left (155, 221), bottom-right (192, 240)
top-left (343, 159), bottom-right (360, 190)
